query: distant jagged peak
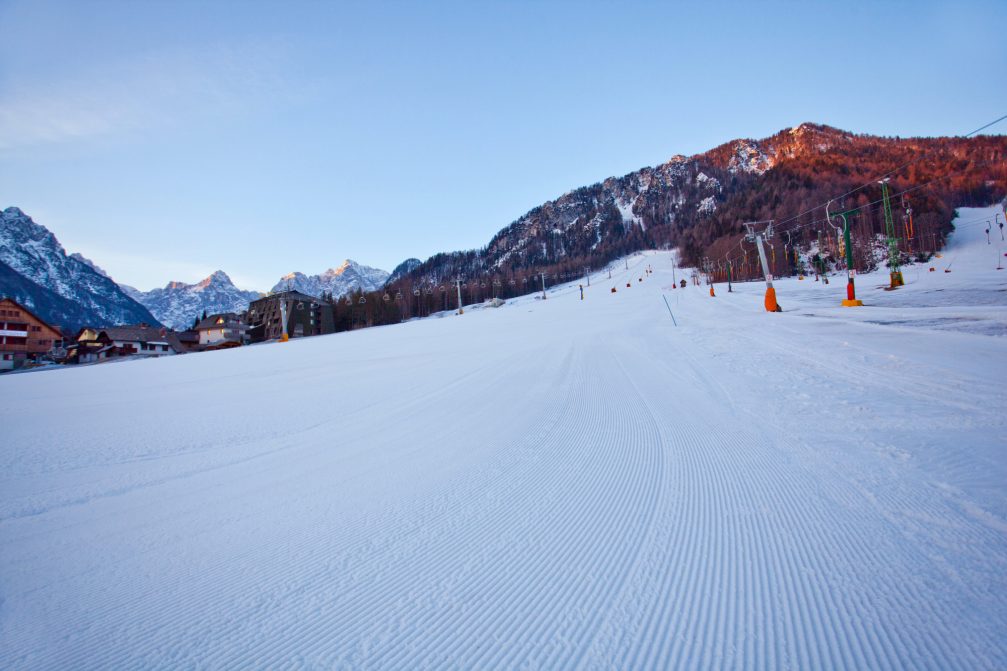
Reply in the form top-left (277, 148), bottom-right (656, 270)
top-left (0, 205), bottom-right (63, 250)
top-left (128, 270), bottom-right (261, 329)
top-left (159, 270), bottom-right (242, 292)
top-left (323, 259), bottom-right (357, 276)
top-left (2, 205), bottom-right (27, 219)
top-left (270, 259), bottom-right (389, 297)
top-left (321, 259), bottom-right (387, 277)
top-left (0, 206), bottom-right (160, 329)
top-left (195, 270), bottom-right (234, 289)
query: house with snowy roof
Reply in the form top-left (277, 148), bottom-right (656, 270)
top-left (195, 312), bottom-right (247, 349)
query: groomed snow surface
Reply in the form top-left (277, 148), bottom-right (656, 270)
top-left (2, 207), bottom-right (1006, 669)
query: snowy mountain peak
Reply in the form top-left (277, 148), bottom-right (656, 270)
top-left (270, 260), bottom-right (389, 298)
top-left (1, 207), bottom-right (66, 258)
top-left (196, 270), bottom-right (234, 289)
top-left (127, 271), bottom-right (262, 330)
top-left (0, 206), bottom-right (159, 330)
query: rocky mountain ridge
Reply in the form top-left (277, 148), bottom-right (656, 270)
top-left (390, 123), bottom-right (1005, 286)
top-left (271, 259), bottom-right (389, 297)
top-left (0, 207), bottom-right (159, 332)
top-left (124, 271), bottom-right (262, 330)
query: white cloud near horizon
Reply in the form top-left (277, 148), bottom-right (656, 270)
top-left (0, 41), bottom-right (297, 152)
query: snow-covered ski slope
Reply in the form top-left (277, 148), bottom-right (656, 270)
top-left (2, 206), bottom-right (1006, 669)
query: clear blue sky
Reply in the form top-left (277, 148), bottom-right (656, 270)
top-left (2, 0), bottom-right (1005, 291)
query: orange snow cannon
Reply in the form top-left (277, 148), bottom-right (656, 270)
top-left (764, 287), bottom-right (781, 312)
top-left (709, 285), bottom-right (715, 297)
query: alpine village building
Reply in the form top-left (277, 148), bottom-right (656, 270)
top-left (246, 291), bottom-right (335, 343)
top-left (0, 297), bottom-right (64, 371)
top-left (195, 313), bottom-right (248, 349)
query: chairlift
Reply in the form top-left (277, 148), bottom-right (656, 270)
top-left (413, 288), bottom-right (421, 296)
top-left (439, 285), bottom-right (446, 292)
top-left (358, 296), bottom-right (367, 305)
top-left (382, 293), bottom-right (390, 302)
top-left (395, 291), bottom-right (403, 301)
top-left (425, 287), bottom-right (433, 295)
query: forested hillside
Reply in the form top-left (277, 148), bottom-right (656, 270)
top-left (356, 124), bottom-right (1006, 328)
